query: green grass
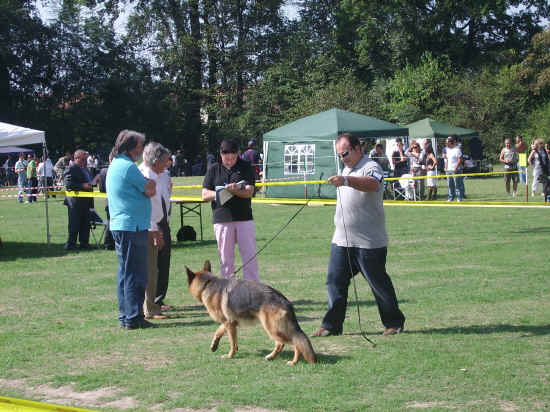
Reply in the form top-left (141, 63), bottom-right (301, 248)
top-left (0, 175), bottom-right (549, 411)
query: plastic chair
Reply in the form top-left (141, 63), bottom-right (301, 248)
top-left (396, 174), bottom-right (416, 200)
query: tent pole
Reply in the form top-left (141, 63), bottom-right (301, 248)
top-left (43, 140), bottom-right (51, 245)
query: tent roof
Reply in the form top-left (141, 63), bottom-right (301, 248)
top-left (0, 146), bottom-right (34, 154)
top-left (263, 108), bottom-right (409, 141)
top-left (406, 118), bottom-right (478, 139)
top-left (0, 122), bottom-right (45, 147)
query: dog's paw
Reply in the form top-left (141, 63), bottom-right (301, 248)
top-left (210, 342), bottom-right (219, 352)
top-left (264, 354), bottom-right (275, 361)
top-left (286, 360), bottom-right (297, 366)
top-left (221, 353), bottom-right (234, 359)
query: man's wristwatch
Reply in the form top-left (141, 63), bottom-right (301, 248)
top-left (343, 176), bottom-right (349, 186)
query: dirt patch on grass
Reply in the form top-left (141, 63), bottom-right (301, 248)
top-left (164, 407), bottom-right (285, 412)
top-left (406, 401), bottom-right (448, 409)
top-left (0, 378), bottom-right (137, 410)
top-left (406, 399), bottom-right (522, 410)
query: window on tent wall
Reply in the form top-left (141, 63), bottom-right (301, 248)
top-left (284, 144), bottom-right (315, 175)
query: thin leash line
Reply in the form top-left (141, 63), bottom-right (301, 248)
top-left (232, 197), bottom-right (311, 277)
top-left (337, 185), bottom-right (376, 347)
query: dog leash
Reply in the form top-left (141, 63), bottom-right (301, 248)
top-left (232, 197), bottom-right (311, 277)
top-left (337, 186), bottom-right (377, 348)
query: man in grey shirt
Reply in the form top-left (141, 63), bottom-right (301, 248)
top-left (312, 133), bottom-right (405, 337)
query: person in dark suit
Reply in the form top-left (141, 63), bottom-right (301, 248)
top-left (92, 153), bottom-right (115, 249)
top-left (64, 149), bottom-right (93, 250)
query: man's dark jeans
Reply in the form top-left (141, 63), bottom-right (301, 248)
top-left (112, 230), bottom-right (148, 327)
top-left (155, 219), bottom-right (172, 305)
top-left (321, 244), bottom-right (405, 334)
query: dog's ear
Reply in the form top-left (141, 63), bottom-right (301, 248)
top-left (203, 260), bottom-right (212, 272)
top-left (185, 266), bottom-right (196, 285)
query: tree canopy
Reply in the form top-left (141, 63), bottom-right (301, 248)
top-left (1, 0), bottom-right (549, 160)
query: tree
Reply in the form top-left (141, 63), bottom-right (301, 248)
top-left (0, 0), bottom-right (53, 123)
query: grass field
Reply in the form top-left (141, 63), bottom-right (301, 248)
top-left (0, 175), bottom-right (549, 411)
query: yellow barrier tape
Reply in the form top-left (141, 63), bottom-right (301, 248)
top-left (0, 395), bottom-right (98, 412)
top-left (58, 191), bottom-right (107, 198)
top-left (385, 170), bottom-right (518, 181)
top-left (168, 195), bottom-right (548, 208)
top-left (170, 170), bottom-right (518, 190)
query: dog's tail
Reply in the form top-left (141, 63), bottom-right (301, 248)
top-left (292, 330), bottom-right (316, 364)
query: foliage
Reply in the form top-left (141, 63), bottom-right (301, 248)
top-left (386, 52), bottom-right (452, 124)
top-left (1, 1), bottom-right (550, 161)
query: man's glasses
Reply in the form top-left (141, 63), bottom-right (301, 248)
top-left (337, 151), bottom-right (350, 159)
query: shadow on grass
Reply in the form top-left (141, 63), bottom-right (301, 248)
top-left (183, 304), bottom-right (208, 312)
top-left (0, 242), bottom-right (74, 261)
top-left (256, 349), bottom-right (347, 364)
top-left (172, 240), bottom-right (218, 249)
top-left (293, 299), bottom-right (411, 310)
top-left (409, 323), bottom-right (550, 336)
top-left (509, 226), bottom-right (550, 234)
top-left (166, 311), bottom-right (209, 319)
top-left (155, 319), bottom-right (216, 328)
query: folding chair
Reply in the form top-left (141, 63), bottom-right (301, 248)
top-left (89, 208), bottom-right (107, 248)
top-left (394, 174), bottom-right (416, 201)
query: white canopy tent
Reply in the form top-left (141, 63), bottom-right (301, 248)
top-left (0, 122), bottom-right (45, 146)
top-left (0, 146), bottom-right (34, 154)
top-left (0, 121), bottom-right (51, 244)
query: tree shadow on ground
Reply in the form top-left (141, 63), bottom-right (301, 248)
top-left (406, 323), bottom-right (550, 337)
top-left (509, 226), bottom-right (550, 234)
top-left (171, 240), bottom-right (218, 249)
top-left (0, 242), bottom-right (79, 261)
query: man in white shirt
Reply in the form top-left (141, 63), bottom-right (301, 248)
top-left (37, 155), bottom-right (54, 197)
top-left (138, 142), bottom-right (171, 320)
top-left (444, 135), bottom-right (465, 202)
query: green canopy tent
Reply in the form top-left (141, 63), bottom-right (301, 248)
top-left (405, 118), bottom-right (483, 173)
top-left (406, 117), bottom-right (481, 157)
top-left (406, 118), bottom-right (478, 140)
top-left (262, 108), bottom-right (408, 198)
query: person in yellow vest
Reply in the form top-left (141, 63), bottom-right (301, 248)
top-left (26, 153), bottom-right (38, 203)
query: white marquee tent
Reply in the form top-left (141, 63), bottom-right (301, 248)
top-left (0, 121), bottom-right (51, 243)
top-left (0, 121), bottom-right (45, 147)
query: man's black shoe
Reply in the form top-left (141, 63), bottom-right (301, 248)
top-left (125, 320), bottom-right (156, 330)
top-left (64, 244), bottom-right (78, 251)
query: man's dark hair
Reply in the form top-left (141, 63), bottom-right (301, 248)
top-left (336, 133), bottom-right (361, 149)
top-left (110, 130), bottom-right (145, 158)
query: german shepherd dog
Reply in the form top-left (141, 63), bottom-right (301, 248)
top-left (186, 261), bottom-right (316, 365)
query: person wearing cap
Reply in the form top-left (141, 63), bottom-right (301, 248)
top-left (241, 139), bottom-right (262, 180)
top-left (202, 139), bottom-right (259, 281)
